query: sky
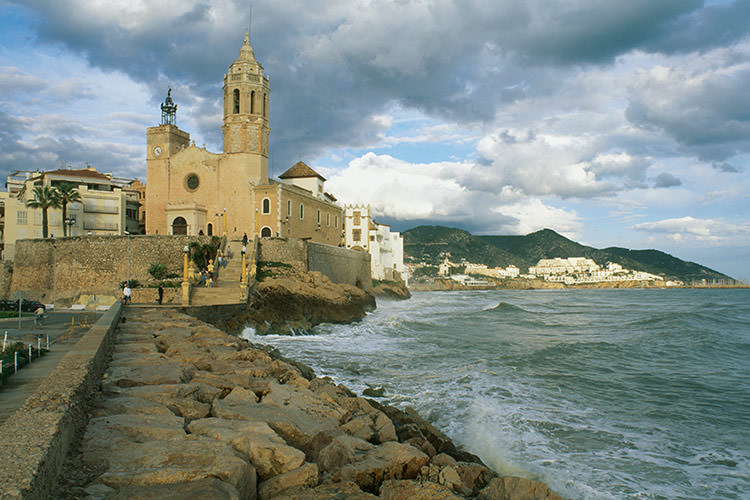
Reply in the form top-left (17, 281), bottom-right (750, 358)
top-left (1, 0), bottom-right (749, 281)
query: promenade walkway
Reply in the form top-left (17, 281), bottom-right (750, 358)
top-left (0, 311), bottom-right (100, 425)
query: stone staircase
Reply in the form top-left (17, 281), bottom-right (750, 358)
top-left (189, 240), bottom-right (246, 306)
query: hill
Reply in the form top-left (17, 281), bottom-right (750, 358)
top-left (403, 225), bottom-right (733, 282)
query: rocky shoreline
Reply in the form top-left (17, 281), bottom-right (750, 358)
top-left (54, 307), bottom-right (564, 499)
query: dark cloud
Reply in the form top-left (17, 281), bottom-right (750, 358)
top-left (712, 161), bottom-right (741, 173)
top-left (652, 172), bottom-right (682, 188)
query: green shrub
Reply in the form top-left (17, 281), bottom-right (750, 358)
top-left (148, 263), bottom-right (168, 280)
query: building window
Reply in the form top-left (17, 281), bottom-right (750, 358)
top-left (261, 226), bottom-right (272, 237)
top-left (233, 89), bottom-right (240, 114)
top-left (334, 215), bottom-right (338, 228)
top-left (317, 209), bottom-right (321, 225)
top-left (262, 197), bottom-right (271, 214)
top-left (207, 223), bottom-right (213, 236)
top-left (287, 200), bottom-right (291, 217)
top-left (263, 93), bottom-right (267, 117)
top-left (353, 211), bottom-right (361, 225)
top-left (353, 229), bottom-right (361, 242)
top-left (250, 90), bottom-right (255, 114)
top-left (185, 173), bottom-right (200, 191)
top-left (299, 203), bottom-right (304, 220)
top-left (370, 235), bottom-right (375, 241)
top-left (17, 210), bottom-right (27, 225)
top-left (326, 213), bottom-right (330, 226)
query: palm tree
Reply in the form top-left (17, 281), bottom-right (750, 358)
top-left (25, 185), bottom-right (61, 238)
top-left (54, 183), bottom-right (82, 236)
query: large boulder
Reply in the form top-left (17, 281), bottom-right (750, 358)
top-left (106, 478), bottom-right (242, 500)
top-left (478, 476), bottom-right (564, 500)
top-left (317, 435), bottom-right (375, 474)
top-left (188, 418), bottom-right (305, 481)
top-left (257, 463), bottom-right (318, 500)
top-left (331, 441), bottom-right (429, 493)
top-left (379, 479), bottom-right (465, 500)
top-left (271, 481), bottom-right (378, 500)
top-left (92, 436), bottom-right (256, 499)
top-left (83, 414), bottom-right (186, 464)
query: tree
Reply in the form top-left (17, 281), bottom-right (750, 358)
top-left (25, 186), bottom-right (61, 239)
top-left (54, 183), bottom-right (82, 236)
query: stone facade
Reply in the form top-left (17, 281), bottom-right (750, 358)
top-left (145, 32), bottom-right (342, 245)
top-left (8, 235), bottom-right (209, 302)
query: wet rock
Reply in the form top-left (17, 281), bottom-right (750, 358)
top-left (317, 435), bottom-right (375, 474)
top-left (478, 476), bottom-right (564, 500)
top-left (272, 480), bottom-right (378, 500)
top-left (331, 441), bottom-right (429, 493)
top-left (379, 479), bottom-right (464, 500)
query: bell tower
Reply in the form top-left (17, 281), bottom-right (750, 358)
top-left (221, 31), bottom-right (270, 183)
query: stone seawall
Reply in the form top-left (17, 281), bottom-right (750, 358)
top-left (258, 238), bottom-right (371, 290)
top-left (0, 302), bottom-right (122, 499)
top-left (8, 235), bottom-right (211, 302)
top-left (307, 242), bottom-right (371, 290)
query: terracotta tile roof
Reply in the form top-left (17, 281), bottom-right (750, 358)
top-left (45, 168), bottom-right (110, 181)
top-left (279, 161), bottom-right (326, 181)
top-left (369, 221), bottom-right (377, 231)
top-left (324, 192), bottom-right (337, 201)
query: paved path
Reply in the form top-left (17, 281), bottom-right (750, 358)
top-left (0, 310), bottom-right (101, 425)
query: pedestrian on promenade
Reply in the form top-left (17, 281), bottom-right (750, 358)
top-left (242, 233), bottom-right (248, 246)
top-left (122, 283), bottom-right (132, 305)
top-left (34, 305), bottom-right (46, 327)
top-left (157, 284), bottom-right (164, 305)
top-left (200, 270), bottom-right (207, 287)
top-left (208, 259), bottom-right (215, 282)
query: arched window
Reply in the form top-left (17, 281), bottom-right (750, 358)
top-left (262, 197), bottom-right (271, 214)
top-left (263, 93), bottom-right (267, 117)
top-left (250, 91), bottom-right (255, 114)
top-left (299, 203), bottom-right (304, 220)
top-left (172, 217), bottom-right (187, 235)
top-left (317, 209), bottom-right (321, 225)
top-left (233, 89), bottom-right (240, 114)
top-left (207, 223), bottom-right (213, 236)
top-left (334, 215), bottom-right (339, 228)
top-left (260, 226), bottom-right (272, 238)
top-left (326, 213), bottom-right (330, 226)
top-left (287, 200), bottom-right (291, 217)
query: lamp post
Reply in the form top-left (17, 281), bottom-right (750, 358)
top-left (64, 216), bottom-right (76, 237)
top-left (182, 245), bottom-right (190, 283)
top-left (241, 245), bottom-right (247, 284)
top-left (52, 239), bottom-right (57, 309)
top-left (124, 231), bottom-right (131, 284)
top-left (181, 245), bottom-right (190, 306)
top-left (223, 207), bottom-right (227, 235)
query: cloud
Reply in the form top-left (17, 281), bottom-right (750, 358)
top-left (632, 216), bottom-right (750, 243)
top-left (712, 161), bottom-right (741, 173)
top-left (651, 172), bottom-right (682, 188)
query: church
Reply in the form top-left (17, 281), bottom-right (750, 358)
top-left (145, 32), bottom-right (342, 245)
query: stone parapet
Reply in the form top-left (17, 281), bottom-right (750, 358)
top-left (0, 301), bottom-right (122, 499)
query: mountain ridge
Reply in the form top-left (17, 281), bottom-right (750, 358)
top-left (403, 225), bottom-right (733, 282)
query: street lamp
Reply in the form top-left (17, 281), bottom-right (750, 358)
top-left (241, 245), bottom-right (247, 284)
top-left (52, 241), bottom-right (57, 310)
top-left (64, 216), bottom-right (76, 237)
top-left (124, 231), bottom-right (131, 284)
top-left (183, 245), bottom-right (190, 283)
top-left (222, 207), bottom-right (227, 235)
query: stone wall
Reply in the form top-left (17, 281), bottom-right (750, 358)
top-left (8, 235), bottom-right (211, 302)
top-left (307, 241), bottom-right (371, 289)
top-left (0, 302), bottom-right (122, 499)
top-left (0, 261), bottom-right (13, 300)
top-left (257, 237), bottom-right (371, 289)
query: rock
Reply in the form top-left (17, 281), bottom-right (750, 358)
top-left (379, 479), bottom-right (465, 500)
top-left (102, 358), bottom-right (188, 389)
top-left (94, 436), bottom-right (256, 499)
top-left (371, 282), bottom-right (411, 300)
top-left (257, 462), bottom-right (318, 500)
top-left (83, 414), bottom-right (186, 462)
top-left (337, 397), bottom-right (397, 444)
top-left (432, 453), bottom-right (458, 468)
top-left (223, 386), bottom-right (259, 404)
top-left (455, 462), bottom-right (496, 496)
top-left (362, 386), bottom-right (386, 398)
top-left (405, 436), bottom-right (437, 457)
top-left (188, 418), bottom-right (305, 481)
top-left (317, 435), bottom-right (375, 473)
top-left (439, 465), bottom-right (463, 491)
top-left (332, 441), bottom-right (430, 493)
top-left (272, 480), bottom-right (378, 500)
top-left (109, 478), bottom-right (242, 499)
top-left (92, 396), bottom-right (174, 418)
top-left (478, 476), bottom-right (564, 500)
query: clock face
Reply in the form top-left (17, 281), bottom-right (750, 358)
top-left (153, 146), bottom-right (163, 157)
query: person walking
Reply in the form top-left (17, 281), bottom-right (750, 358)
top-left (242, 232), bottom-right (248, 247)
top-left (122, 283), bottom-right (132, 305)
top-left (157, 284), bottom-right (164, 305)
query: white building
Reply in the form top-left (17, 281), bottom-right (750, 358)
top-left (529, 257), bottom-right (600, 277)
top-left (343, 204), bottom-right (406, 283)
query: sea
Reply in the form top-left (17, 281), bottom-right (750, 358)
top-left (241, 288), bottom-right (750, 500)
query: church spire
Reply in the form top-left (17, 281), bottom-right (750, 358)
top-left (237, 29), bottom-right (256, 63)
